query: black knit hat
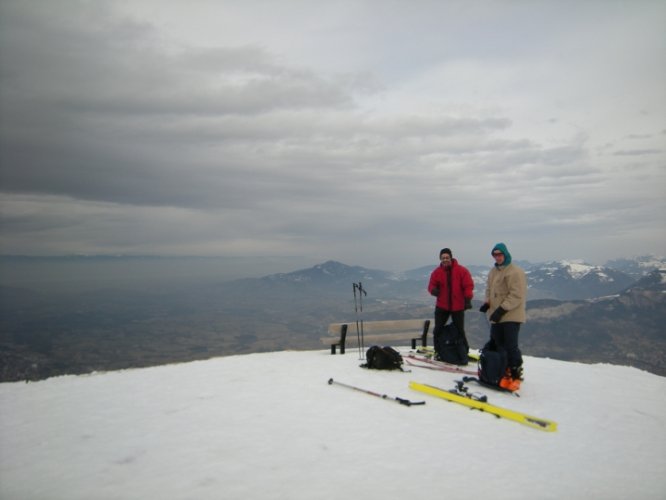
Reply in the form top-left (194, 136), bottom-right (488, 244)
top-left (439, 248), bottom-right (452, 258)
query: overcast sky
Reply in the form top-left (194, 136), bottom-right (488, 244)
top-left (1, 0), bottom-right (664, 269)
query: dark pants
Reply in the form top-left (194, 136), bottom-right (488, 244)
top-left (489, 321), bottom-right (523, 369)
top-left (434, 308), bottom-right (469, 351)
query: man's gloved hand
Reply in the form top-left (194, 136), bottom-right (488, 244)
top-left (489, 307), bottom-right (507, 323)
top-left (479, 303), bottom-right (490, 313)
top-left (464, 298), bottom-right (472, 310)
top-left (430, 287), bottom-right (440, 297)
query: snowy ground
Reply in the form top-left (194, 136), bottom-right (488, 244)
top-left (1, 348), bottom-right (665, 500)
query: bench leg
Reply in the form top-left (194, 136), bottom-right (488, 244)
top-left (411, 339), bottom-right (416, 350)
top-left (330, 343), bottom-right (346, 355)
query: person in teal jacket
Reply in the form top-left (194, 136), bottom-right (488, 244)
top-left (479, 242), bottom-right (527, 390)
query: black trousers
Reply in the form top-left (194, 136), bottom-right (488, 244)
top-left (434, 308), bottom-right (469, 351)
top-left (489, 321), bottom-right (523, 368)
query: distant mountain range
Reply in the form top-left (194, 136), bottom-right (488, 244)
top-left (521, 268), bottom-right (666, 375)
top-left (246, 256), bottom-right (666, 376)
top-left (1, 255), bottom-right (664, 381)
top-left (264, 255), bottom-right (665, 302)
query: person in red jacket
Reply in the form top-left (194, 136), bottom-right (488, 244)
top-left (427, 248), bottom-right (474, 355)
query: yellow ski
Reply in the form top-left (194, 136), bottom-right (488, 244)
top-left (409, 381), bottom-right (558, 432)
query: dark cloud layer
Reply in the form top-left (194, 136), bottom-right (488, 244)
top-left (1, 0), bottom-right (664, 267)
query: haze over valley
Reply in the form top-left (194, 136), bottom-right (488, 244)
top-left (2, 255), bottom-right (664, 382)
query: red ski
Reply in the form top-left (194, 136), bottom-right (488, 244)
top-left (404, 354), bottom-right (477, 375)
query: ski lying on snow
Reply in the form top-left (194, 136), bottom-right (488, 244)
top-left (409, 381), bottom-right (557, 432)
top-left (404, 354), bottom-right (477, 375)
top-left (449, 380), bottom-right (488, 402)
top-left (408, 354), bottom-right (519, 397)
top-left (415, 347), bottom-right (480, 362)
top-left (461, 376), bottom-right (521, 397)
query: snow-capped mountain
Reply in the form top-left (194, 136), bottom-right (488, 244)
top-left (1, 350), bottom-right (664, 500)
top-left (525, 259), bottom-right (636, 300)
top-left (259, 258), bottom-right (647, 302)
top-left (605, 255), bottom-right (666, 279)
top-left (628, 268), bottom-right (666, 291)
top-left (540, 259), bottom-right (615, 280)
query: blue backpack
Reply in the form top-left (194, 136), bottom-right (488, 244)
top-left (478, 348), bottom-right (507, 386)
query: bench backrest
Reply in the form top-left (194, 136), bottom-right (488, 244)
top-left (327, 319), bottom-right (429, 334)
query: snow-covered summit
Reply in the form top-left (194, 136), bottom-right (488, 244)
top-left (1, 350), bottom-right (664, 500)
top-left (522, 260), bottom-right (637, 300)
top-left (605, 255), bottom-right (666, 277)
top-left (539, 259), bottom-right (610, 280)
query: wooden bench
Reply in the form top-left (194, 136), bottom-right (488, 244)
top-left (321, 319), bottom-right (431, 354)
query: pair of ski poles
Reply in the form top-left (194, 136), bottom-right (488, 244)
top-left (353, 282), bottom-right (366, 360)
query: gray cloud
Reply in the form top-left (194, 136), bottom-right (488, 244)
top-left (613, 149), bottom-right (662, 157)
top-left (1, 0), bottom-right (664, 268)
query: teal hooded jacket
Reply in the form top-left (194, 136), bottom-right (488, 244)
top-left (492, 242), bottom-right (512, 267)
top-left (485, 243), bottom-right (527, 323)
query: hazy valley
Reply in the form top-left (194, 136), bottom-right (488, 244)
top-left (1, 255), bottom-right (664, 381)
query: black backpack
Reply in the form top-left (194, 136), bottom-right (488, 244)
top-left (478, 347), bottom-right (508, 386)
top-left (362, 346), bottom-right (404, 370)
top-left (434, 323), bottom-right (468, 365)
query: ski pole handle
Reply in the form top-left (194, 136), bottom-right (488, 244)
top-left (396, 397), bottom-right (425, 406)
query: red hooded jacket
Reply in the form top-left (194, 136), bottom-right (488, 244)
top-left (427, 259), bottom-right (474, 311)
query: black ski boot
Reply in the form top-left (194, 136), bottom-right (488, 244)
top-left (511, 366), bottom-right (524, 381)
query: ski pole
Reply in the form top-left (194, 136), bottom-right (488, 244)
top-left (328, 378), bottom-right (425, 406)
top-left (353, 283), bottom-right (362, 359)
top-left (357, 282), bottom-right (367, 356)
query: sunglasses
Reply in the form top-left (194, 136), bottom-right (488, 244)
top-left (492, 252), bottom-right (504, 257)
